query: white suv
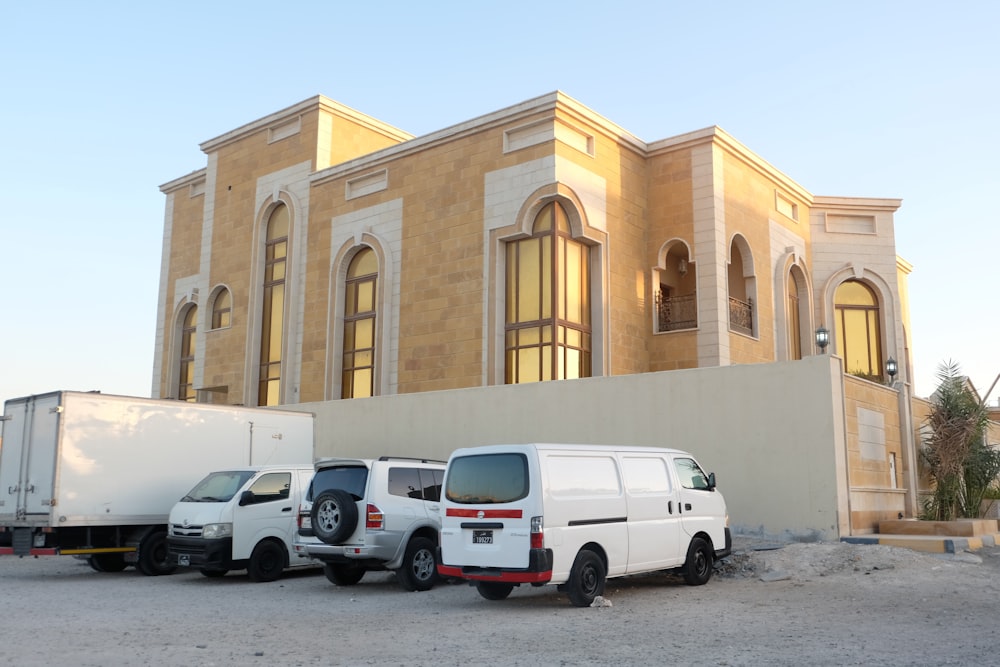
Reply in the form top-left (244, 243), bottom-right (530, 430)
top-left (294, 457), bottom-right (446, 591)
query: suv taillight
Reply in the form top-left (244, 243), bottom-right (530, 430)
top-left (366, 503), bottom-right (384, 530)
top-left (530, 515), bottom-right (544, 549)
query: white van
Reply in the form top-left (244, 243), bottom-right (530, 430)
top-left (438, 444), bottom-right (730, 606)
top-left (167, 465), bottom-right (316, 582)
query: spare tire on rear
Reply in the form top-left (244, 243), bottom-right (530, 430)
top-left (311, 489), bottom-right (359, 544)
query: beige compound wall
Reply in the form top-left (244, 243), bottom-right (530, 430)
top-left (293, 354), bottom-right (852, 540)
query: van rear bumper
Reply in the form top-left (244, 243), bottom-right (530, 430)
top-left (436, 547), bottom-right (553, 583)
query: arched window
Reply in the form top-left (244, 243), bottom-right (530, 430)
top-left (178, 306), bottom-right (197, 402)
top-left (211, 288), bottom-right (231, 330)
top-left (835, 280), bottom-right (882, 378)
top-left (655, 243), bottom-right (696, 332)
top-left (258, 205), bottom-right (288, 406)
top-left (785, 264), bottom-right (809, 359)
top-left (727, 236), bottom-right (755, 336)
top-left (787, 274), bottom-right (802, 360)
top-left (504, 201), bottom-right (591, 383)
top-left (342, 247), bottom-right (378, 399)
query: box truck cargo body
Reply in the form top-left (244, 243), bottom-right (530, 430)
top-left (0, 391), bottom-right (314, 575)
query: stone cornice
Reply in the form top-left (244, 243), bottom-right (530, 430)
top-left (159, 168), bottom-right (206, 194)
top-left (199, 95), bottom-right (413, 154)
top-left (812, 195), bottom-right (902, 212)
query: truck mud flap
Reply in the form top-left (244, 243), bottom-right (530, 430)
top-left (12, 528), bottom-right (32, 556)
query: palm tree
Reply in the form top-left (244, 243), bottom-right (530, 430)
top-left (920, 361), bottom-right (999, 520)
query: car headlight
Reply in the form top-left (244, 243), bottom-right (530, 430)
top-left (202, 523), bottom-right (233, 539)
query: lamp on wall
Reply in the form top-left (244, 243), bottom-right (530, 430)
top-left (886, 357), bottom-right (898, 384)
top-left (815, 327), bottom-right (830, 353)
top-left (678, 258), bottom-right (688, 276)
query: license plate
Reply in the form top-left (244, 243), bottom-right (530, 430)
top-left (472, 530), bottom-right (493, 544)
top-left (178, 554), bottom-right (190, 566)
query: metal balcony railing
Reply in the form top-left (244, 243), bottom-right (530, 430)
top-left (729, 296), bottom-right (753, 336)
top-left (656, 292), bottom-right (697, 332)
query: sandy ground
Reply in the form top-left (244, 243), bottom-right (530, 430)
top-left (2, 537), bottom-right (1000, 666)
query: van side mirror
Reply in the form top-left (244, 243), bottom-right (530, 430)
top-left (707, 472), bottom-right (716, 491)
top-left (238, 490), bottom-right (255, 506)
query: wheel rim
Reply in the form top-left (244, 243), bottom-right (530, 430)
top-left (694, 549), bottom-right (708, 577)
top-left (261, 548), bottom-right (280, 573)
top-left (317, 501), bottom-right (340, 531)
top-left (582, 562), bottom-right (599, 595)
top-left (412, 548), bottom-right (434, 582)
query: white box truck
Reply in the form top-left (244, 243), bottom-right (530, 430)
top-left (0, 390), bottom-right (314, 575)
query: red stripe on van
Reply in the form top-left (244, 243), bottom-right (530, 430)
top-left (446, 508), bottom-right (523, 519)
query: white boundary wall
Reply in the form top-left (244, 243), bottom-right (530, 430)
top-left (295, 355), bottom-right (849, 540)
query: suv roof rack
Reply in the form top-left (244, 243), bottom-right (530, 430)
top-left (377, 455), bottom-right (446, 464)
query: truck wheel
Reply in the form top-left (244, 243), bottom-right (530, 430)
top-left (475, 581), bottom-right (514, 601)
top-left (136, 531), bottom-right (176, 576)
top-left (248, 540), bottom-right (286, 582)
top-left (88, 553), bottom-right (127, 572)
top-left (310, 489), bottom-right (358, 544)
top-left (396, 536), bottom-right (437, 592)
top-left (682, 537), bottom-right (713, 586)
top-left (323, 562), bottom-right (366, 586)
top-left (566, 549), bottom-right (605, 607)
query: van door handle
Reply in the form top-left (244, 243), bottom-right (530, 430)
top-left (282, 507), bottom-right (292, 512)
top-left (668, 501), bottom-right (673, 514)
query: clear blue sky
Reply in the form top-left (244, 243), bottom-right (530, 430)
top-left (2, 1), bottom-right (998, 408)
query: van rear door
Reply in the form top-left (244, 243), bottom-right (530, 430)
top-left (440, 451), bottom-right (534, 569)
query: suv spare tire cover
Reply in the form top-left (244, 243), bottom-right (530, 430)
top-left (311, 488), bottom-right (359, 544)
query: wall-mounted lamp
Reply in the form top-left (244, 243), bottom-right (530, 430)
top-left (886, 357), bottom-right (898, 384)
top-left (815, 327), bottom-right (830, 353)
top-left (678, 258), bottom-right (688, 276)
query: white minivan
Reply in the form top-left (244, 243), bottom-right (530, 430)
top-left (167, 465), bottom-right (316, 582)
top-left (438, 443), bottom-right (730, 606)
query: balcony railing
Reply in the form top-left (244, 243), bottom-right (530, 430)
top-left (656, 291), bottom-right (697, 332)
top-left (729, 296), bottom-right (753, 336)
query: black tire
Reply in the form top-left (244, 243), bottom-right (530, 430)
top-left (682, 537), bottom-right (713, 586)
top-left (323, 562), bottom-right (366, 586)
top-left (136, 531), bottom-right (176, 576)
top-left (248, 540), bottom-right (286, 582)
top-left (476, 581), bottom-right (515, 601)
top-left (311, 489), bottom-right (359, 544)
top-left (566, 549), bottom-right (606, 607)
top-left (88, 553), bottom-right (127, 573)
top-left (199, 568), bottom-right (228, 578)
top-left (396, 536), bottom-right (438, 592)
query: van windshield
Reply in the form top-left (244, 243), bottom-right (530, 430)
top-left (180, 470), bottom-right (256, 503)
top-left (445, 453), bottom-right (528, 504)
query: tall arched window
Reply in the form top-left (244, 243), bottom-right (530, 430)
top-left (342, 247), bottom-right (378, 399)
top-left (211, 288), bottom-right (231, 330)
top-left (178, 306), bottom-right (197, 402)
top-left (505, 201), bottom-right (591, 383)
top-left (258, 205), bottom-right (288, 406)
top-left (835, 280), bottom-right (882, 378)
top-left (787, 274), bottom-right (801, 360)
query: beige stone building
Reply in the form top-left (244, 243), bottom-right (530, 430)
top-left (154, 92), bottom-right (921, 538)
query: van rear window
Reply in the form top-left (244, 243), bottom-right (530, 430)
top-left (445, 453), bottom-right (528, 504)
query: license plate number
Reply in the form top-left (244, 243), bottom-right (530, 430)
top-left (178, 554), bottom-right (190, 566)
top-left (472, 530), bottom-right (493, 544)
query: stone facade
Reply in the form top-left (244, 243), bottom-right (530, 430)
top-left (154, 91), bottom-right (909, 407)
